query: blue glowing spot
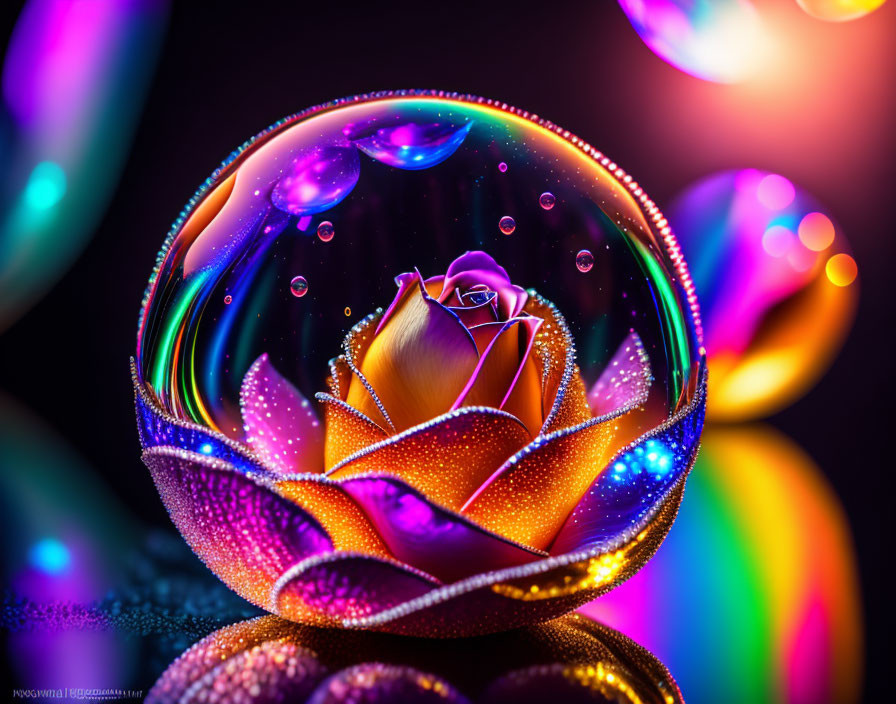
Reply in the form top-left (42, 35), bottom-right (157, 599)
top-left (24, 161), bottom-right (67, 210)
top-left (29, 538), bottom-right (71, 575)
top-left (199, 443), bottom-right (214, 455)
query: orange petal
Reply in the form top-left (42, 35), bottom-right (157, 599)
top-left (525, 294), bottom-right (593, 433)
top-left (351, 276), bottom-right (479, 432)
top-left (326, 356), bottom-right (353, 399)
top-left (326, 406), bottom-right (530, 511)
top-left (461, 414), bottom-right (622, 551)
top-left (317, 393), bottom-right (389, 470)
top-left (274, 477), bottom-right (391, 558)
top-left (343, 313), bottom-right (395, 430)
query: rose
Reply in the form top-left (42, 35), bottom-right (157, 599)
top-left (137, 251), bottom-right (705, 637)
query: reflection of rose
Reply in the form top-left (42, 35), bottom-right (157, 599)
top-left (147, 613), bottom-right (684, 704)
top-left (136, 251), bottom-right (706, 637)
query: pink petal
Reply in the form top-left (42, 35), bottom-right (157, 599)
top-left (587, 330), bottom-right (652, 416)
top-left (240, 354), bottom-right (324, 475)
top-left (142, 447), bottom-right (332, 610)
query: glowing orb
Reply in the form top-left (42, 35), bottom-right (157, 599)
top-left (668, 168), bottom-right (858, 421)
top-left (796, 0), bottom-right (886, 21)
top-left (617, 0), bottom-right (768, 83)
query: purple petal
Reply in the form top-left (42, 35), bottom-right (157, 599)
top-left (308, 664), bottom-right (470, 704)
top-left (442, 251), bottom-right (528, 319)
top-left (240, 353), bottom-right (324, 475)
top-left (587, 331), bottom-right (653, 416)
top-left (143, 447), bottom-right (332, 609)
top-left (272, 553), bottom-right (440, 624)
top-left (134, 365), bottom-right (264, 475)
top-left (338, 475), bottom-right (545, 583)
top-left (550, 375), bottom-right (706, 555)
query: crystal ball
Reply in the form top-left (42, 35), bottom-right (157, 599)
top-left (134, 91), bottom-right (705, 635)
top-left (668, 168), bottom-right (857, 421)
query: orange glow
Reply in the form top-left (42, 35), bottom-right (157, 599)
top-left (796, 0), bottom-right (887, 21)
top-left (825, 253), bottom-right (858, 286)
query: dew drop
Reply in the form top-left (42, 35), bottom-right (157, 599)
top-left (344, 306), bottom-right (352, 316)
top-left (290, 276), bottom-right (308, 297)
top-left (317, 220), bottom-right (334, 242)
top-left (223, 295), bottom-right (232, 305)
top-left (539, 192), bottom-right (556, 210)
top-left (576, 249), bottom-right (594, 273)
top-left (499, 216), bottom-right (516, 235)
top-left (498, 162), bottom-right (508, 173)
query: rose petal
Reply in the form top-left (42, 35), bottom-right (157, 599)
top-left (310, 665), bottom-right (470, 704)
top-left (240, 354), bottom-right (324, 475)
top-left (272, 552), bottom-right (440, 625)
top-left (325, 356), bottom-right (352, 398)
top-left (461, 413), bottom-right (623, 551)
top-left (349, 275), bottom-right (480, 432)
top-left (342, 312), bottom-right (395, 431)
top-left (142, 447), bottom-right (332, 609)
top-left (316, 393), bottom-right (389, 470)
top-left (134, 364), bottom-right (264, 475)
top-left (442, 251), bottom-right (528, 319)
top-left (524, 294), bottom-right (593, 433)
top-left (448, 291), bottom-right (498, 327)
top-left (587, 330), bottom-right (652, 416)
top-left (454, 317), bottom-right (544, 435)
top-left (326, 406), bottom-right (530, 510)
top-left (274, 476), bottom-right (392, 558)
top-left (550, 376), bottom-right (705, 555)
top-left (338, 475), bottom-right (546, 583)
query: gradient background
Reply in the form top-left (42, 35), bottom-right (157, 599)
top-left (1, 1), bottom-right (892, 700)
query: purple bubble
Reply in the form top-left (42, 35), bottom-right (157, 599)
top-left (290, 276), bottom-right (308, 297)
top-left (349, 120), bottom-right (473, 170)
top-left (498, 162), bottom-right (508, 173)
top-left (499, 216), bottom-right (516, 235)
top-left (576, 249), bottom-right (594, 272)
top-left (539, 192), bottom-right (556, 210)
top-left (271, 145), bottom-right (360, 216)
top-left (317, 221), bottom-right (334, 242)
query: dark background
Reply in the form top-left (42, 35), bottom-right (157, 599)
top-left (2, 1), bottom-right (893, 699)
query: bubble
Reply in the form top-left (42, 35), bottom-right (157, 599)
top-left (498, 162), bottom-right (508, 173)
top-left (539, 192), bottom-right (556, 210)
top-left (668, 168), bottom-right (857, 421)
top-left (138, 91), bottom-right (703, 457)
top-left (575, 250), bottom-right (594, 272)
top-left (498, 216), bottom-right (516, 235)
top-left (317, 221), bottom-right (334, 242)
top-left (289, 276), bottom-right (308, 298)
top-left (618, 0), bottom-right (768, 83)
top-left (223, 295), bottom-right (232, 305)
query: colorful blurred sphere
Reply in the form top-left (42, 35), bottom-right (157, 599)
top-left (796, 0), bottom-right (887, 21)
top-left (617, 0), bottom-right (768, 83)
top-left (668, 169), bottom-right (858, 421)
top-left (584, 425), bottom-right (863, 704)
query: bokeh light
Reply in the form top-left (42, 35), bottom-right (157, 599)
top-left (583, 425), bottom-right (863, 704)
top-left (796, 0), bottom-right (887, 21)
top-left (668, 168), bottom-right (858, 421)
top-left (617, 0), bottom-right (770, 83)
top-left (0, 0), bottom-right (167, 331)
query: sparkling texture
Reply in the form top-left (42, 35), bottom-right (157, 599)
top-left (135, 92), bottom-right (704, 636)
top-left (147, 613), bottom-right (683, 703)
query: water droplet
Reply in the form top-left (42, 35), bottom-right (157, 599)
top-left (499, 216), bottom-right (516, 235)
top-left (344, 307), bottom-right (352, 316)
top-left (223, 295), bottom-right (232, 305)
top-left (539, 192), bottom-right (556, 210)
top-left (576, 249), bottom-right (594, 272)
top-left (498, 162), bottom-right (508, 173)
top-left (317, 221), bottom-right (334, 242)
top-left (290, 276), bottom-right (308, 297)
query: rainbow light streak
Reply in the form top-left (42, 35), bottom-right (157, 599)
top-left (583, 425), bottom-right (863, 704)
top-left (668, 169), bottom-right (858, 420)
top-left (0, 0), bottom-right (167, 331)
top-left (617, 0), bottom-right (770, 83)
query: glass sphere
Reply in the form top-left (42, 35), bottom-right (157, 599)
top-left (136, 91), bottom-right (703, 441)
top-left (668, 169), bottom-right (858, 421)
